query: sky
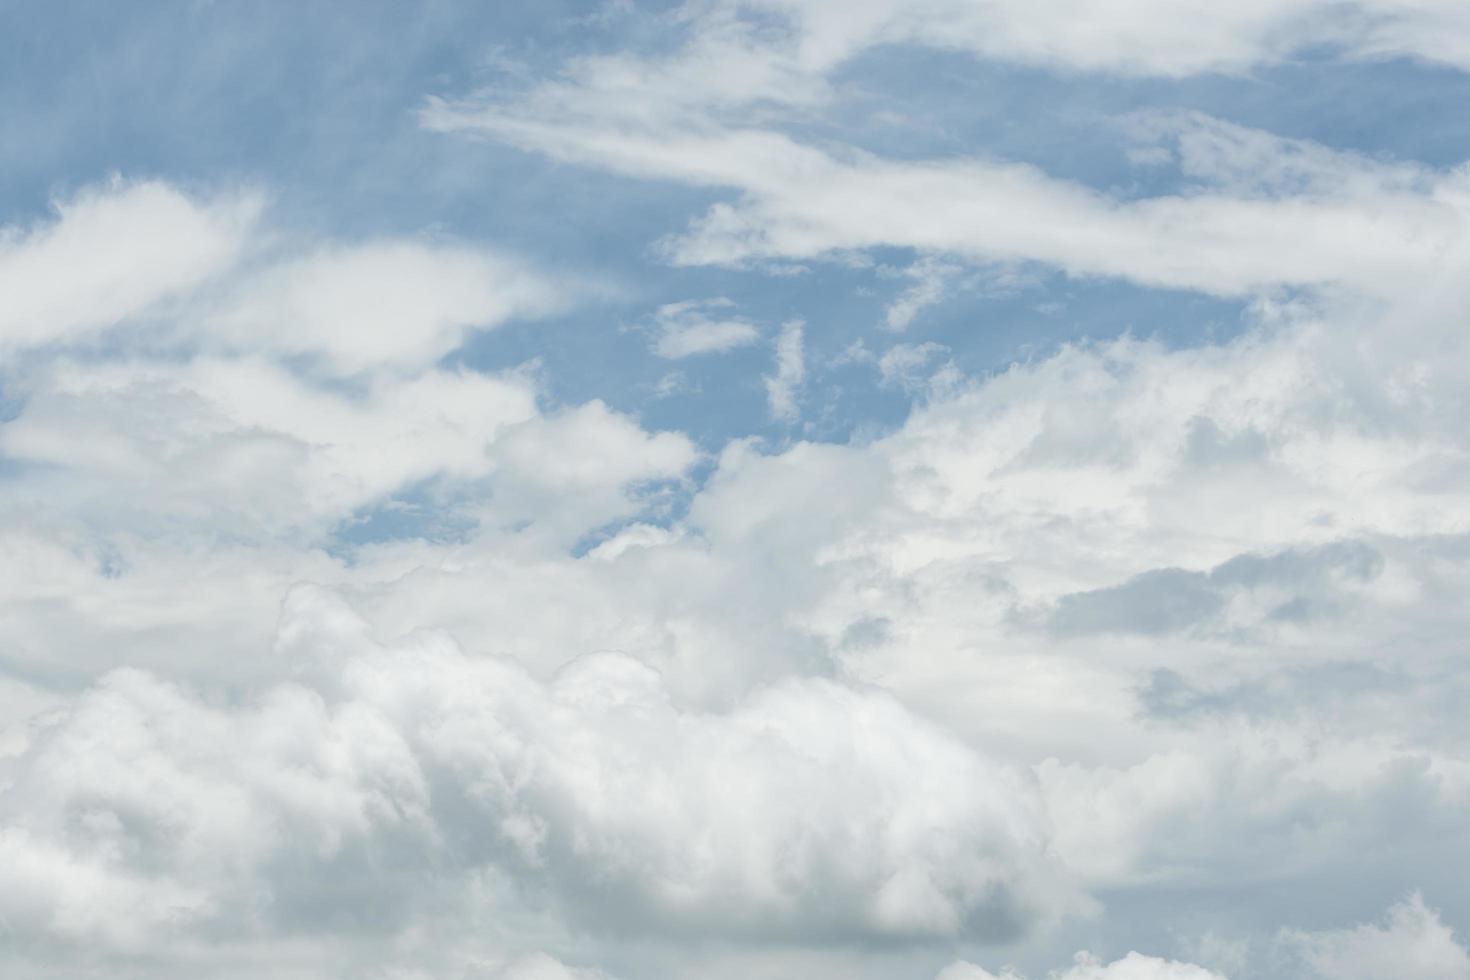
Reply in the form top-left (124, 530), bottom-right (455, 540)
top-left (2, 1), bottom-right (1470, 978)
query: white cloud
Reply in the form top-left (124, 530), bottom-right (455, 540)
top-left (426, 11), bottom-right (1470, 305)
top-left (0, 180), bottom-right (260, 350)
top-left (0, 586), bottom-right (1073, 957)
top-left (663, 126), bottom-right (1465, 299)
top-left (649, 298), bottom-right (760, 358)
top-left (885, 256), bottom-right (960, 331)
top-left (1281, 894), bottom-right (1470, 980)
top-left (6, 8), bottom-right (1470, 977)
top-left (208, 241), bottom-right (565, 374)
top-left (0, 359), bottom-right (698, 576)
top-left (937, 951), bottom-right (1227, 980)
top-left (0, 357), bottom-right (541, 539)
top-left (6, 254), bottom-right (1470, 976)
top-left (763, 319), bottom-right (805, 420)
top-left (876, 341), bottom-right (953, 393)
top-left (0, 179), bottom-right (686, 549)
top-left (3, 279), bottom-right (1469, 979)
top-left (0, 181), bottom-right (563, 374)
top-left (485, 399), bottom-right (699, 542)
top-left (748, 0), bottom-right (1470, 77)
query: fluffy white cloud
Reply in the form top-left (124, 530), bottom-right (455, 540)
top-left (6, 239), bottom-right (1468, 977)
top-left (207, 241), bottom-right (565, 374)
top-left (0, 181), bottom-right (563, 373)
top-left (0, 180), bottom-right (260, 349)
top-left (0, 585), bottom-right (1072, 960)
top-left (0, 357), bottom-right (540, 539)
top-left (6, 7), bottom-right (1470, 978)
top-left (654, 301), bottom-right (1470, 921)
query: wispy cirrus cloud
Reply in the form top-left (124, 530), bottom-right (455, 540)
top-left (649, 297), bottom-right (761, 358)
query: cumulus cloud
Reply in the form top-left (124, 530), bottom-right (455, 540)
top-left (0, 180), bottom-right (260, 350)
top-left (0, 358), bottom-right (538, 536)
top-left (6, 232), bottom-right (1469, 977)
top-left (0, 585), bottom-right (1072, 963)
top-left (7, 4), bottom-right (1470, 978)
top-left (207, 241), bottom-right (565, 374)
top-left (661, 290), bottom-right (1470, 906)
top-left (0, 181), bottom-right (563, 373)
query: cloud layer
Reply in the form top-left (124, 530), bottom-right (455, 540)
top-left (4, 2), bottom-right (1470, 978)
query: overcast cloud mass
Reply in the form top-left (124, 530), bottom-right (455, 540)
top-left (3, 2), bottom-right (1470, 978)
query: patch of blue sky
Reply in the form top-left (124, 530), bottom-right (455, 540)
top-left (455, 257), bottom-right (1248, 451)
top-left (328, 476), bottom-right (482, 557)
top-left (0, 1), bottom-right (601, 213)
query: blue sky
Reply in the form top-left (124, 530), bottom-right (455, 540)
top-left (4, 3), bottom-right (1470, 979)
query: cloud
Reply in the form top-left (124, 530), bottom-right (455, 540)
top-left (649, 298), bottom-right (760, 359)
top-left (1046, 541), bottom-right (1384, 637)
top-left (5, 240), bottom-right (1470, 976)
top-left (0, 180), bottom-right (260, 350)
top-left (938, 907), bottom-right (1470, 980)
top-left (7, 254), bottom-right (1469, 932)
top-left (430, 99), bottom-right (1470, 301)
top-left (763, 319), bottom-right (805, 420)
top-left (6, 10), bottom-right (1470, 977)
top-left (885, 256), bottom-right (960, 331)
top-left (937, 951), bottom-right (1226, 980)
top-left (0, 181), bottom-right (564, 374)
top-left (207, 241), bottom-right (565, 375)
top-left (875, 341), bottom-right (954, 394)
top-left (748, 0), bottom-right (1470, 77)
top-left (426, 14), bottom-right (1470, 304)
top-left (0, 357), bottom-right (541, 540)
top-left (658, 294), bottom-right (1470, 904)
top-left (1281, 894), bottom-right (1470, 980)
top-left (0, 585), bottom-right (1073, 960)
top-left (2, 321), bottom-right (689, 555)
top-left (654, 129), bottom-right (1466, 300)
